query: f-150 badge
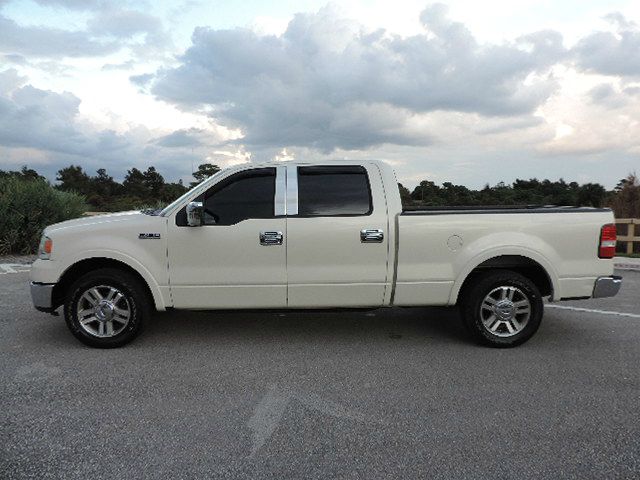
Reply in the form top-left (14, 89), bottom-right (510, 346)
top-left (138, 233), bottom-right (161, 239)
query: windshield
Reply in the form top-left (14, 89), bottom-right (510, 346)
top-left (159, 169), bottom-right (226, 216)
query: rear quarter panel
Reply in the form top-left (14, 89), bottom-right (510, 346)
top-left (394, 211), bottom-right (615, 305)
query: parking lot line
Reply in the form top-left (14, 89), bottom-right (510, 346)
top-left (0, 263), bottom-right (31, 274)
top-left (547, 304), bottom-right (640, 319)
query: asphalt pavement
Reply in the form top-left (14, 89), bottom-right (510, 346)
top-left (1, 266), bottom-right (639, 479)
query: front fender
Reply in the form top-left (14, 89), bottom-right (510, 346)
top-left (59, 250), bottom-right (168, 311)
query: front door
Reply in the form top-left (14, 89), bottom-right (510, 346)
top-left (166, 167), bottom-right (287, 309)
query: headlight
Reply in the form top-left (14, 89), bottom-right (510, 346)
top-left (38, 235), bottom-right (53, 260)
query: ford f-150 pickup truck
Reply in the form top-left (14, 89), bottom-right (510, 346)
top-left (30, 160), bottom-right (622, 348)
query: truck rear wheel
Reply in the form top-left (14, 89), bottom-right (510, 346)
top-left (460, 270), bottom-right (543, 347)
top-left (64, 268), bottom-right (150, 348)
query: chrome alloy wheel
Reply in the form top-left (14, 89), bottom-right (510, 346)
top-left (479, 286), bottom-right (531, 337)
top-left (76, 285), bottom-right (131, 338)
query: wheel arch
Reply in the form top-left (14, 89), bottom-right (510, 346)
top-left (52, 256), bottom-right (165, 311)
top-left (451, 252), bottom-right (557, 305)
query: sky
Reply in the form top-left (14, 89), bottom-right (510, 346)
top-left (0, 0), bottom-right (639, 189)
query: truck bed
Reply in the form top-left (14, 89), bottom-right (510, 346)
top-left (393, 207), bottom-right (614, 306)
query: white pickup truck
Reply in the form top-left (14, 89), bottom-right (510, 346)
top-left (30, 160), bottom-right (621, 348)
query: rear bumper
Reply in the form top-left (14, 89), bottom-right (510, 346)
top-left (592, 275), bottom-right (622, 299)
top-left (30, 282), bottom-right (56, 312)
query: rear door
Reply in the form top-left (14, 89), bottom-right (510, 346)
top-left (285, 164), bottom-right (390, 308)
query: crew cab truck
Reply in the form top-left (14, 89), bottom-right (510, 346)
top-left (30, 160), bottom-right (622, 348)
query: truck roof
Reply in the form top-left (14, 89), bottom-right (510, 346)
top-left (229, 159), bottom-right (389, 169)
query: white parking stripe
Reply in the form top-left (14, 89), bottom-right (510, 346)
top-left (0, 263), bottom-right (31, 274)
top-left (547, 304), bottom-right (640, 319)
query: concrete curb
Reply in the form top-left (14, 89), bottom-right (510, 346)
top-left (615, 264), bottom-right (640, 271)
top-left (614, 257), bottom-right (640, 271)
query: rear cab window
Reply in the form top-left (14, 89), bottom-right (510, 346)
top-left (296, 166), bottom-right (372, 217)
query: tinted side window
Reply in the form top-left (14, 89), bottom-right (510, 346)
top-left (203, 168), bottom-right (275, 225)
top-left (297, 166), bottom-right (372, 216)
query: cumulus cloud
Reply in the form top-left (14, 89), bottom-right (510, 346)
top-left (129, 72), bottom-right (155, 90)
top-left (587, 83), bottom-right (631, 109)
top-left (538, 78), bottom-right (640, 157)
top-left (0, 68), bottom-right (24, 93)
top-left (2, 53), bottom-right (27, 65)
top-left (0, 14), bottom-right (118, 58)
top-left (154, 128), bottom-right (204, 148)
top-left (2, 2), bottom-right (639, 189)
top-left (0, 70), bottom-right (144, 173)
top-left (101, 59), bottom-right (136, 71)
top-left (88, 9), bottom-right (171, 56)
top-left (573, 12), bottom-right (640, 77)
top-left (32, 0), bottom-right (105, 9)
top-left (150, 4), bottom-right (564, 153)
top-left (0, 69), bottom-right (232, 181)
top-left (0, 4), bottom-right (169, 60)
top-left (89, 9), bottom-right (162, 38)
top-left (0, 70), bottom-right (124, 156)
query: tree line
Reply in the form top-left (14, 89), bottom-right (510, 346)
top-left (1, 164), bottom-right (638, 218)
top-left (0, 164), bottom-right (220, 212)
top-left (398, 173), bottom-right (639, 218)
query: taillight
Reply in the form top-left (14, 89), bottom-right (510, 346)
top-left (598, 223), bottom-right (617, 259)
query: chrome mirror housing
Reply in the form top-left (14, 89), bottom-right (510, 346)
top-left (186, 201), bottom-right (203, 227)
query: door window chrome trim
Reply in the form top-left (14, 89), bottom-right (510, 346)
top-left (275, 166), bottom-right (287, 216)
top-left (286, 165), bottom-right (299, 216)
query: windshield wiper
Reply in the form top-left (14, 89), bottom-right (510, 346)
top-left (141, 208), bottom-right (161, 216)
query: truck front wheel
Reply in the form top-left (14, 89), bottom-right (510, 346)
top-left (64, 268), bottom-right (150, 348)
top-left (460, 270), bottom-right (543, 347)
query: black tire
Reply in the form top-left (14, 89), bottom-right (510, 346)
top-left (460, 270), bottom-right (543, 348)
top-left (64, 268), bottom-right (151, 348)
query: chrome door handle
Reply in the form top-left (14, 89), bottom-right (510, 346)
top-left (260, 231), bottom-right (283, 246)
top-left (360, 229), bottom-right (384, 243)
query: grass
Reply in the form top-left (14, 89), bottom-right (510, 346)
top-left (616, 252), bottom-right (640, 258)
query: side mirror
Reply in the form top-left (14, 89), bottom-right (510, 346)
top-left (186, 201), bottom-right (203, 227)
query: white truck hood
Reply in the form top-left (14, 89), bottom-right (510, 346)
top-left (45, 211), bottom-right (147, 234)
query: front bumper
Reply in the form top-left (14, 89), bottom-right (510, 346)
top-left (592, 275), bottom-right (622, 299)
top-left (30, 282), bottom-right (56, 312)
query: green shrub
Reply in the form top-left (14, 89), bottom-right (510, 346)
top-left (0, 177), bottom-right (87, 255)
top-left (97, 195), bottom-right (160, 212)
